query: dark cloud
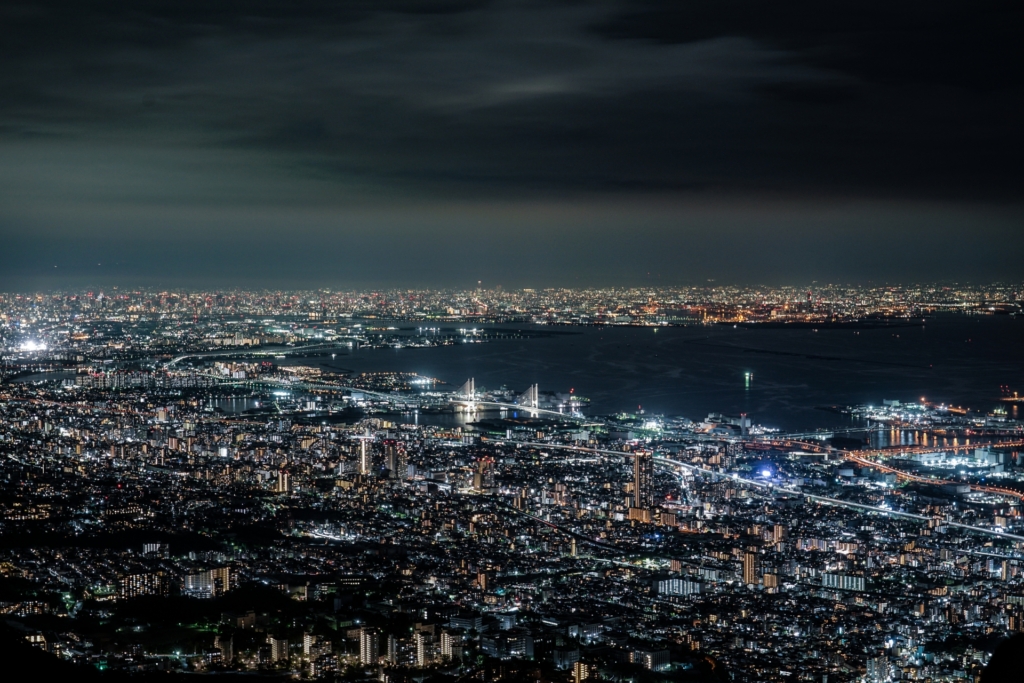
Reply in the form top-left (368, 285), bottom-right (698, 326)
top-left (0, 1), bottom-right (1021, 287)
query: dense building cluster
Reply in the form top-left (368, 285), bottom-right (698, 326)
top-left (0, 283), bottom-right (1020, 341)
top-left (1, 372), bottom-right (1022, 682)
top-left (1, 287), bottom-right (1022, 682)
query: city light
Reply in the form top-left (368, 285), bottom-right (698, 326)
top-left (18, 340), bottom-right (47, 352)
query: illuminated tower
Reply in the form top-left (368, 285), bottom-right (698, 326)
top-left (473, 457), bottom-right (494, 491)
top-left (415, 632), bottom-right (432, 666)
top-left (276, 469), bottom-right (291, 494)
top-left (359, 627), bottom-right (379, 665)
top-left (356, 432), bottom-right (373, 476)
top-left (633, 451), bottom-right (653, 509)
top-left (743, 551), bottom-right (758, 586)
top-left (387, 634), bottom-right (397, 665)
top-left (386, 441), bottom-right (408, 480)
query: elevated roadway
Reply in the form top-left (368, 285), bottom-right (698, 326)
top-left (755, 438), bottom-right (1024, 502)
top-left (486, 439), bottom-right (1024, 543)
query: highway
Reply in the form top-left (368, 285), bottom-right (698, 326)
top-left (761, 438), bottom-right (1024, 502)
top-left (487, 439), bottom-right (1024, 543)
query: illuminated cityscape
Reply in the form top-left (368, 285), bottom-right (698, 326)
top-left (1, 287), bottom-right (1023, 681)
top-left (2, 0), bottom-right (1021, 680)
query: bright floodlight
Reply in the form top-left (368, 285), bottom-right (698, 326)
top-left (19, 340), bottom-right (47, 352)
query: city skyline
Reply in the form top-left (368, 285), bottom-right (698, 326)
top-left (2, 2), bottom-right (1023, 681)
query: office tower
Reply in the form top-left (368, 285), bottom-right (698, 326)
top-left (633, 451), bottom-right (653, 509)
top-left (360, 627), bottom-right (379, 665)
top-left (573, 661), bottom-right (593, 683)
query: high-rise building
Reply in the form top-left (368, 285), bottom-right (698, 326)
top-left (276, 469), bottom-right (291, 494)
top-left (440, 630), bottom-right (462, 661)
top-left (866, 656), bottom-right (891, 683)
top-left (268, 636), bottom-right (289, 663)
top-left (359, 435), bottom-right (372, 475)
top-left (359, 627), bottom-right (379, 665)
top-left (385, 441), bottom-right (408, 480)
top-left (215, 635), bottom-right (233, 664)
top-left (573, 661), bottom-right (593, 683)
top-left (415, 632), bottom-right (433, 666)
top-left (633, 451), bottom-right (653, 509)
top-left (472, 457), bottom-right (495, 491)
top-left (742, 552), bottom-right (758, 586)
top-left (182, 566), bottom-right (232, 598)
top-left (387, 634), bottom-right (398, 665)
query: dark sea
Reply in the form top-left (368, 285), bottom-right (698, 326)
top-left (286, 314), bottom-right (1021, 432)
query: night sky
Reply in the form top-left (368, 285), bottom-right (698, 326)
top-left (1, 1), bottom-right (1021, 289)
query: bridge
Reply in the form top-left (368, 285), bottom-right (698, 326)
top-left (193, 372), bottom-right (430, 410)
top-left (449, 378), bottom-right (592, 423)
top-left (765, 425), bottom-right (884, 440)
top-left (166, 339), bottom-right (365, 368)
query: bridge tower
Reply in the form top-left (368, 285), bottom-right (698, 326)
top-left (519, 384), bottom-right (539, 409)
top-left (457, 378), bottom-right (476, 399)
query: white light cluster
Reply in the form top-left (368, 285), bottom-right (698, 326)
top-left (18, 340), bottom-right (47, 352)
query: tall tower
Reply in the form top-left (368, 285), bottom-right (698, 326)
top-left (276, 469), bottom-right (291, 494)
top-left (359, 627), bottom-right (379, 665)
top-left (473, 457), bottom-right (494, 491)
top-left (356, 432), bottom-right (373, 476)
top-left (415, 632), bottom-right (432, 667)
top-left (386, 441), bottom-right (408, 480)
top-left (633, 451), bottom-right (653, 509)
top-left (743, 551), bottom-right (758, 586)
top-left (386, 634), bottom-right (397, 665)
top-left (520, 384), bottom-right (539, 408)
top-left (385, 441), bottom-right (397, 475)
top-left (440, 630), bottom-right (462, 661)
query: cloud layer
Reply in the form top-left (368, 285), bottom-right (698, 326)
top-left (1, 0), bottom-right (1021, 287)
